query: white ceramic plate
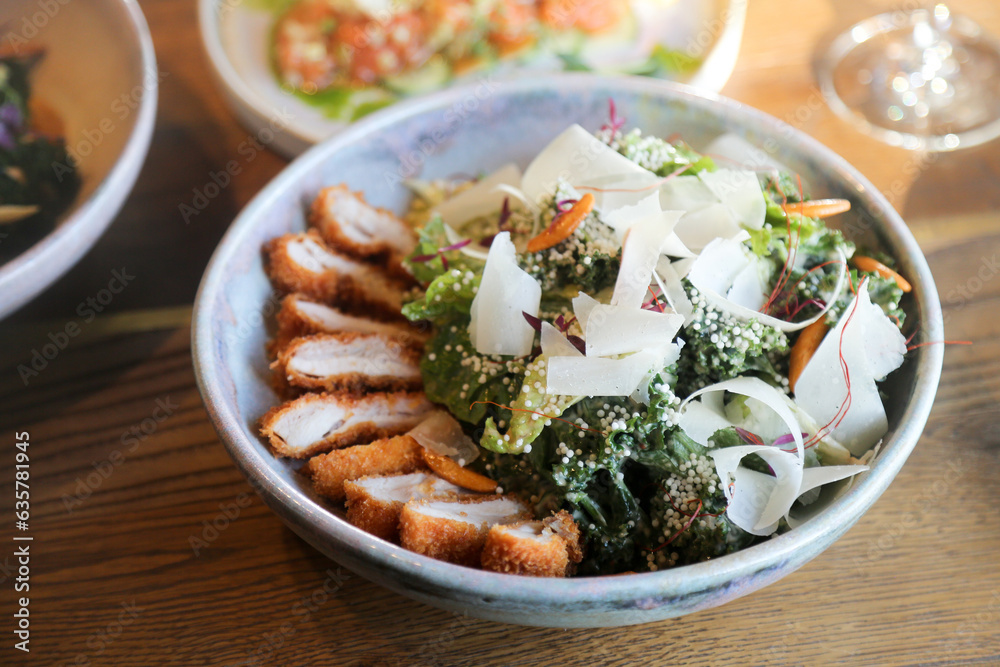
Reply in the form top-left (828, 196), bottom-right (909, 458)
top-left (0, 0), bottom-right (158, 319)
top-left (199, 0), bottom-right (747, 158)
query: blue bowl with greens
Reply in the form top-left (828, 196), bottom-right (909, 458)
top-left (192, 74), bottom-right (943, 627)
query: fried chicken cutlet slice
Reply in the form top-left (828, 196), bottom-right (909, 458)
top-left (309, 185), bottom-right (417, 261)
top-left (344, 472), bottom-right (470, 542)
top-left (399, 495), bottom-right (529, 567)
top-left (260, 392), bottom-right (432, 458)
top-left (264, 231), bottom-right (406, 318)
top-left (273, 332), bottom-right (423, 393)
top-left (306, 434), bottom-right (425, 500)
top-left (272, 294), bottom-right (428, 354)
top-left (481, 511), bottom-right (583, 577)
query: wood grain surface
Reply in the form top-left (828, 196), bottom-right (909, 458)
top-left (1, 0), bottom-right (999, 664)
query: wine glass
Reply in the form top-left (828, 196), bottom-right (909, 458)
top-left (816, 3), bottom-right (1000, 151)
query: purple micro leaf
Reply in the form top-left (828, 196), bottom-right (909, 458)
top-left (566, 334), bottom-right (586, 355)
top-left (522, 311), bottom-right (542, 332)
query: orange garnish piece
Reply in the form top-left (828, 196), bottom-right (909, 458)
top-left (851, 255), bottom-right (912, 293)
top-left (421, 449), bottom-right (498, 493)
top-left (526, 192), bottom-right (594, 253)
top-left (789, 319), bottom-right (829, 393)
top-left (781, 198), bottom-right (851, 219)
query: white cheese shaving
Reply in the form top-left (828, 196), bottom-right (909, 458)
top-left (698, 169), bottom-right (766, 230)
top-left (521, 124), bottom-right (656, 206)
top-left (793, 280), bottom-right (907, 455)
top-left (611, 211), bottom-right (682, 308)
top-left (540, 322), bottom-right (582, 358)
top-left (431, 163), bottom-right (522, 230)
top-left (468, 232), bottom-right (541, 356)
top-left (571, 291), bottom-right (601, 332)
top-left (584, 305), bottom-right (684, 357)
top-left (688, 238), bottom-right (849, 333)
top-left (546, 349), bottom-right (666, 397)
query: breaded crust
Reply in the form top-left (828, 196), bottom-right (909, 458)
top-left (544, 510), bottom-right (584, 565)
top-left (263, 231), bottom-right (405, 319)
top-left (480, 521), bottom-right (570, 577)
top-left (309, 185), bottom-right (417, 260)
top-left (307, 435), bottom-right (426, 501)
top-left (344, 472), bottom-right (466, 542)
top-left (398, 496), bottom-right (528, 567)
top-left (271, 294), bottom-right (429, 355)
top-left (259, 391), bottom-right (432, 459)
top-left (273, 332), bottom-right (423, 394)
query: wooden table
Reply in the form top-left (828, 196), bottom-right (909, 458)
top-left (1, 0), bottom-right (998, 664)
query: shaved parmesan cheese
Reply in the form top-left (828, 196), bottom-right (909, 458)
top-left (711, 445), bottom-right (802, 535)
top-left (468, 232), bottom-right (541, 356)
top-left (687, 236), bottom-right (753, 295)
top-left (680, 377), bottom-right (807, 533)
top-left (688, 239), bottom-right (849, 333)
top-left (521, 124), bottom-right (656, 206)
top-left (672, 203), bottom-right (742, 252)
top-left (584, 306), bottom-right (683, 357)
top-left (600, 191), bottom-right (662, 239)
top-left (785, 464), bottom-right (869, 528)
top-left (432, 163), bottom-right (523, 229)
top-left (659, 175), bottom-right (718, 212)
top-left (698, 169), bottom-right (766, 230)
top-left (572, 292), bottom-right (601, 331)
top-left (540, 322), bottom-right (582, 358)
top-left (408, 410), bottom-right (480, 465)
top-left (611, 211), bottom-right (682, 308)
top-left (660, 232), bottom-right (697, 259)
top-left (794, 280), bottom-right (906, 455)
top-left (547, 349), bottom-right (665, 397)
top-left (652, 260), bottom-right (694, 325)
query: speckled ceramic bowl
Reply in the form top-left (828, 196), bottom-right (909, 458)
top-left (192, 74), bottom-right (943, 628)
top-left (0, 0), bottom-right (157, 319)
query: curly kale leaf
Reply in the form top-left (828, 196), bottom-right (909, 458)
top-left (404, 216), bottom-right (483, 286)
top-left (417, 315), bottom-right (517, 425)
top-left (480, 354), bottom-right (580, 454)
top-left (401, 263), bottom-right (481, 322)
top-left (675, 288), bottom-right (789, 396)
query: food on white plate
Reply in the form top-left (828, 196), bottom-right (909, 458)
top-left (0, 51), bottom-right (79, 252)
top-left (269, 0), bottom-right (693, 121)
top-left (398, 495), bottom-right (530, 566)
top-left (344, 472), bottom-right (468, 541)
top-left (273, 331), bottom-right (424, 393)
top-left (257, 104), bottom-right (916, 576)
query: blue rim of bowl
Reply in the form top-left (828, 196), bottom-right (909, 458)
top-left (0, 0), bottom-right (158, 319)
top-left (192, 73), bottom-right (943, 616)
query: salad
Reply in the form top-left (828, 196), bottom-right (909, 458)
top-left (0, 51), bottom-right (79, 236)
top-left (271, 0), bottom-right (699, 121)
top-left (399, 113), bottom-right (910, 574)
top-left (258, 107), bottom-right (913, 577)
